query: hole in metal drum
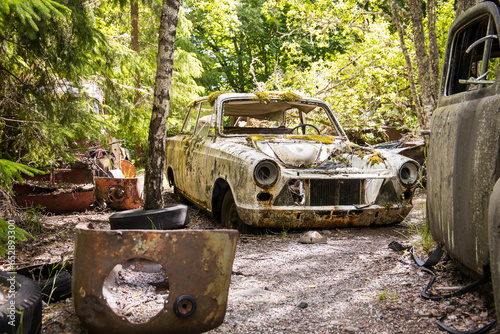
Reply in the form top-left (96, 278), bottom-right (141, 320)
top-left (103, 258), bottom-right (169, 324)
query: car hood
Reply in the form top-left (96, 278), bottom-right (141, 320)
top-left (255, 141), bottom-right (322, 167)
top-left (247, 135), bottom-right (402, 171)
top-left (251, 135), bottom-right (351, 168)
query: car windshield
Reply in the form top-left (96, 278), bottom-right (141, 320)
top-left (220, 99), bottom-right (342, 136)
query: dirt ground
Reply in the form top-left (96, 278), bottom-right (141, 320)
top-left (2, 188), bottom-right (498, 333)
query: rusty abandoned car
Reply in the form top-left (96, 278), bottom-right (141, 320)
top-left (427, 1), bottom-right (500, 322)
top-left (165, 92), bottom-right (421, 230)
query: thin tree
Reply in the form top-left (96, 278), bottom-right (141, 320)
top-left (143, 0), bottom-right (180, 210)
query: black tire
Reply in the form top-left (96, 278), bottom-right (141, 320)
top-left (17, 264), bottom-right (72, 304)
top-left (39, 270), bottom-right (72, 303)
top-left (0, 271), bottom-right (42, 334)
top-left (221, 191), bottom-right (253, 233)
top-left (109, 204), bottom-right (189, 230)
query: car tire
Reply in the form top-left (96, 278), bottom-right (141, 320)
top-left (109, 205), bottom-right (189, 230)
top-left (0, 271), bottom-right (42, 334)
top-left (17, 265), bottom-right (72, 303)
top-left (221, 191), bottom-right (253, 233)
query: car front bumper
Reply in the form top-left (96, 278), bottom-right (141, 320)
top-left (237, 203), bottom-right (413, 228)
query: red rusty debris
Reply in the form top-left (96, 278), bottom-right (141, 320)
top-left (14, 158), bottom-right (144, 214)
top-left (94, 176), bottom-right (144, 210)
top-left (14, 162), bottom-right (95, 214)
top-left (15, 189), bottom-right (95, 214)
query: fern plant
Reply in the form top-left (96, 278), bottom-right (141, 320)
top-left (0, 159), bottom-right (42, 257)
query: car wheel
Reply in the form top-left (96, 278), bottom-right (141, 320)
top-left (0, 271), bottom-right (42, 334)
top-left (221, 191), bottom-right (252, 233)
top-left (109, 205), bottom-right (189, 230)
top-left (17, 265), bottom-right (72, 303)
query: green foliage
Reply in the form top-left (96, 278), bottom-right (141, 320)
top-left (0, 0), bottom-right (111, 165)
top-left (0, 0), bottom-right (205, 165)
top-left (0, 159), bottom-right (41, 257)
top-left (0, 0), bottom-right (456, 161)
top-left (0, 218), bottom-right (33, 258)
top-left (0, 159), bottom-right (42, 193)
top-left (185, 0), bottom-right (360, 93)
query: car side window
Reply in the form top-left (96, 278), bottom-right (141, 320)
top-left (194, 102), bottom-right (215, 137)
top-left (181, 103), bottom-right (200, 134)
top-left (447, 14), bottom-right (500, 95)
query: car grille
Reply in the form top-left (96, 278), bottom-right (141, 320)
top-left (309, 179), bottom-right (364, 206)
top-left (273, 178), bottom-right (366, 206)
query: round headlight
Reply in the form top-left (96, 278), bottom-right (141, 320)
top-left (398, 161), bottom-right (420, 186)
top-left (253, 160), bottom-right (280, 188)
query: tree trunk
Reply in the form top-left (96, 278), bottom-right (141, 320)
top-left (130, 1), bottom-right (143, 162)
top-left (131, 1), bottom-right (141, 104)
top-left (387, 0), bottom-right (425, 129)
top-left (143, 0), bottom-right (180, 210)
top-left (427, 0), bottom-right (440, 101)
top-left (407, 0), bottom-right (435, 129)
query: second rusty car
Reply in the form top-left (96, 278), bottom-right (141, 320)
top-left (165, 92), bottom-right (420, 230)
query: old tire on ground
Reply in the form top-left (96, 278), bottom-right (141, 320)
top-left (109, 205), bottom-right (189, 230)
top-left (221, 191), bottom-right (253, 233)
top-left (0, 271), bottom-right (42, 334)
top-left (17, 264), bottom-right (72, 303)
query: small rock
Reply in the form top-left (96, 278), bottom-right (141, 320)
top-left (299, 231), bottom-right (327, 244)
top-left (297, 301), bottom-right (308, 309)
top-left (431, 309), bottom-right (441, 317)
top-left (344, 326), bottom-right (359, 333)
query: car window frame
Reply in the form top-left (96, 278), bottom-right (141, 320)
top-left (216, 97), bottom-right (348, 138)
top-left (444, 6), bottom-right (500, 97)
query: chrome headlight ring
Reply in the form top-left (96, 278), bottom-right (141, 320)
top-left (398, 161), bottom-right (420, 187)
top-left (253, 160), bottom-right (280, 188)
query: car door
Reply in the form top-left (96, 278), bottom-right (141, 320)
top-left (428, 2), bottom-right (500, 275)
top-left (180, 101), bottom-right (216, 208)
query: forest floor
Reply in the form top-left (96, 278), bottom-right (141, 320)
top-left (2, 188), bottom-right (498, 333)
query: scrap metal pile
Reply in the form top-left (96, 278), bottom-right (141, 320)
top-left (14, 144), bottom-right (143, 214)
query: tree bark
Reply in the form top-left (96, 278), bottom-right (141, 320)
top-left (387, 0), bottom-right (425, 129)
top-left (427, 0), bottom-right (440, 101)
top-left (407, 0), bottom-right (435, 129)
top-left (143, 0), bottom-right (180, 210)
top-left (131, 1), bottom-right (141, 105)
top-left (130, 1), bottom-right (143, 161)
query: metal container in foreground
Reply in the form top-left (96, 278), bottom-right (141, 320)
top-left (73, 224), bottom-right (238, 334)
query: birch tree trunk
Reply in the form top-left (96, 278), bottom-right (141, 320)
top-left (143, 0), bottom-right (180, 210)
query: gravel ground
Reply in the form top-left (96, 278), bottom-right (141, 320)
top-left (2, 188), bottom-right (498, 333)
